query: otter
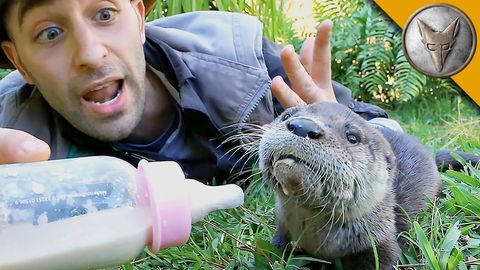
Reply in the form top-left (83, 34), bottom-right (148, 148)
top-left (257, 102), bottom-right (442, 269)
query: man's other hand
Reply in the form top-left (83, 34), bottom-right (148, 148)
top-left (0, 128), bottom-right (51, 164)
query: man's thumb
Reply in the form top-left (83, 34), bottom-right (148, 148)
top-left (0, 128), bottom-right (51, 164)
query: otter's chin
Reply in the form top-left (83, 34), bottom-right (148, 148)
top-left (272, 158), bottom-right (312, 197)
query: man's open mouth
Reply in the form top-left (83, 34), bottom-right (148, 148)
top-left (82, 80), bottom-right (123, 105)
top-left (80, 79), bottom-right (127, 117)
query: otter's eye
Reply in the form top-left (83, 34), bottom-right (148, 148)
top-left (346, 133), bottom-right (358, 144)
top-left (281, 113), bottom-right (291, 122)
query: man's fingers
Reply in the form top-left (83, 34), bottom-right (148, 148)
top-left (279, 45), bottom-right (319, 103)
top-left (299, 37), bottom-right (315, 74)
top-left (0, 128), bottom-right (51, 164)
top-left (277, 20), bottom-right (337, 105)
top-left (311, 20), bottom-right (333, 91)
top-left (271, 76), bottom-right (306, 109)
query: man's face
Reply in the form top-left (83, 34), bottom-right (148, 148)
top-left (2, 0), bottom-right (147, 141)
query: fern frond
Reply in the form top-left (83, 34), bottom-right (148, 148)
top-left (393, 51), bottom-right (427, 102)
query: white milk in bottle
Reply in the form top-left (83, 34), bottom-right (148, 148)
top-left (0, 156), bottom-right (243, 270)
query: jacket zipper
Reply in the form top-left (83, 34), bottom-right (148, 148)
top-left (238, 79), bottom-right (272, 125)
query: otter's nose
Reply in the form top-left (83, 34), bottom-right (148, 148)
top-left (286, 119), bottom-right (323, 139)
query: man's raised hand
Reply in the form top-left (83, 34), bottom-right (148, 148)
top-left (271, 20), bottom-right (337, 109)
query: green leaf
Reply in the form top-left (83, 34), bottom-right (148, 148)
top-left (289, 256), bottom-right (331, 266)
top-left (364, 221), bottom-right (380, 270)
top-left (446, 248), bottom-right (464, 270)
top-left (414, 221), bottom-right (441, 270)
top-left (211, 237), bottom-right (220, 253)
top-left (446, 171), bottom-right (480, 188)
top-left (459, 224), bottom-right (475, 235)
top-left (121, 262), bottom-right (134, 270)
top-left (144, 247), bottom-right (163, 262)
top-left (254, 237), bottom-right (283, 268)
top-left (447, 184), bottom-right (480, 216)
top-left (458, 261), bottom-right (469, 270)
top-left (465, 237), bottom-right (480, 249)
top-left (448, 185), bottom-right (471, 207)
top-left (438, 221), bottom-right (461, 269)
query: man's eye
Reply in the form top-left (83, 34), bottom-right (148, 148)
top-left (96, 8), bottom-right (115, 21)
top-left (37, 27), bottom-right (63, 42)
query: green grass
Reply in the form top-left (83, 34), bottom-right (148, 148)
top-left (388, 93), bottom-right (479, 152)
top-left (108, 93), bottom-right (479, 270)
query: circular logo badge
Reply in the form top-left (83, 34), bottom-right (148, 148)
top-left (402, 4), bottom-right (476, 78)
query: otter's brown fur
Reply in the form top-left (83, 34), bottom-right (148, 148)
top-left (258, 102), bottom-right (441, 269)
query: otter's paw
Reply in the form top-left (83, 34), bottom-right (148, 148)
top-left (271, 228), bottom-right (291, 252)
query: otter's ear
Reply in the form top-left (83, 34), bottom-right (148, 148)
top-left (417, 19), bottom-right (426, 40)
top-left (384, 150), bottom-right (396, 175)
top-left (1, 41), bottom-right (34, 84)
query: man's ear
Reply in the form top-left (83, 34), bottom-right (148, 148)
top-left (1, 41), bottom-right (34, 84)
top-left (131, 0), bottom-right (146, 43)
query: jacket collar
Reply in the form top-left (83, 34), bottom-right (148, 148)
top-left (144, 28), bottom-right (194, 92)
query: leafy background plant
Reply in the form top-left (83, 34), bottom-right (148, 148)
top-left (312, 0), bottom-right (462, 107)
top-left (0, 69), bottom-right (11, 80)
top-left (145, 0), bottom-right (299, 46)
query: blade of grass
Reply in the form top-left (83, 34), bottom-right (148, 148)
top-left (447, 248), bottom-right (464, 270)
top-left (414, 221), bottom-right (441, 270)
top-left (364, 220), bottom-right (380, 270)
top-left (438, 221), bottom-right (461, 269)
top-left (446, 171), bottom-right (480, 188)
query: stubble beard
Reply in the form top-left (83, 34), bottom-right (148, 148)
top-left (22, 56), bottom-right (147, 143)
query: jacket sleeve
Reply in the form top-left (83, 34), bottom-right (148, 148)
top-left (261, 37), bottom-right (388, 120)
top-left (0, 70), bottom-right (26, 127)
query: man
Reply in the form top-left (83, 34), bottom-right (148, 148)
top-left (0, 0), bottom-right (391, 182)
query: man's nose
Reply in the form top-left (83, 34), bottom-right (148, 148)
top-left (72, 27), bottom-right (108, 70)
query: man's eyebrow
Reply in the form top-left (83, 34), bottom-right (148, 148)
top-left (17, 0), bottom-right (56, 29)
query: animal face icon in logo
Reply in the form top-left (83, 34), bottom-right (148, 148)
top-left (417, 18), bottom-right (459, 72)
top-left (403, 4), bottom-right (476, 77)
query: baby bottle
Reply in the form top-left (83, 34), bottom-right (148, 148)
top-left (0, 156), bottom-right (244, 270)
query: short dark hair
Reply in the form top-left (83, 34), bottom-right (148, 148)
top-left (0, 0), bottom-right (13, 41)
top-left (0, 0), bottom-right (48, 41)
top-left (0, 0), bottom-right (156, 68)
top-left (0, 0), bottom-right (60, 68)
top-left (0, 0), bottom-right (15, 68)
